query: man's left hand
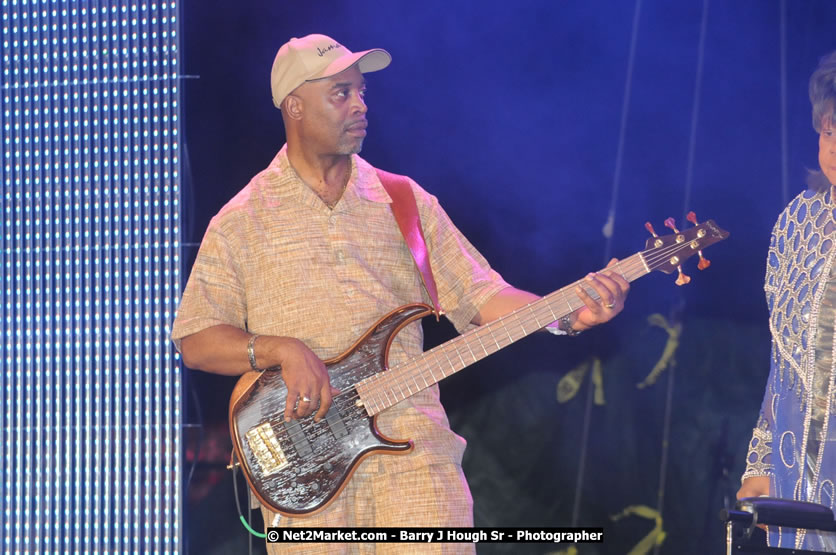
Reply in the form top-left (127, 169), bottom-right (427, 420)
top-left (571, 258), bottom-right (630, 331)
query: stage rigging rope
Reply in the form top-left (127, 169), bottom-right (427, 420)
top-left (680, 0), bottom-right (710, 227)
top-left (780, 0), bottom-right (790, 206)
top-left (572, 0), bottom-right (714, 542)
top-left (572, 0), bottom-right (644, 530)
top-left (650, 3), bottom-right (712, 553)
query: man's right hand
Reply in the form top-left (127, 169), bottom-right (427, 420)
top-left (268, 336), bottom-right (340, 423)
top-left (179, 325), bottom-right (339, 422)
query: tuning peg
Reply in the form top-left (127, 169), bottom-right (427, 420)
top-left (644, 221), bottom-right (659, 237)
top-left (661, 217), bottom-right (691, 285)
top-left (675, 268), bottom-right (691, 286)
top-left (685, 211), bottom-right (711, 270)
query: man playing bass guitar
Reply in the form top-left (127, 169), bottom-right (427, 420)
top-left (171, 34), bottom-right (629, 554)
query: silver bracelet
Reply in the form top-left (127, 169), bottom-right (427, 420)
top-left (558, 314), bottom-right (582, 336)
top-left (247, 334), bottom-right (262, 371)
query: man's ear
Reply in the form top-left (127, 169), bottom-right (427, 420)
top-left (283, 95), bottom-right (303, 120)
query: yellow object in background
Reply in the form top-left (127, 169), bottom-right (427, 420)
top-left (637, 313), bottom-right (682, 389)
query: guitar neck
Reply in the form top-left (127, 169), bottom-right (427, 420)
top-left (355, 251), bottom-right (650, 415)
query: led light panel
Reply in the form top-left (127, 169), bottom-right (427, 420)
top-left (1, 1), bottom-right (181, 551)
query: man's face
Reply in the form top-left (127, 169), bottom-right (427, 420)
top-left (820, 112), bottom-right (836, 187)
top-left (293, 66), bottom-right (369, 156)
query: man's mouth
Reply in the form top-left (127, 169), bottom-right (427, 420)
top-left (346, 121), bottom-right (368, 136)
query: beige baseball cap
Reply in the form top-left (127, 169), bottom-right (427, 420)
top-left (270, 34), bottom-right (392, 109)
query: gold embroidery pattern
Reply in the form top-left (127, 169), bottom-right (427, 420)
top-left (742, 426), bottom-right (774, 481)
top-left (765, 190), bottom-right (834, 396)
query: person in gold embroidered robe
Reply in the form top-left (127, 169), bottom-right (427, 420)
top-left (738, 50), bottom-right (836, 551)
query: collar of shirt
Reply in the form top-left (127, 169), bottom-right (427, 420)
top-left (259, 144), bottom-right (393, 213)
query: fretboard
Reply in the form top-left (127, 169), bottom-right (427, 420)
top-left (355, 251), bottom-right (650, 415)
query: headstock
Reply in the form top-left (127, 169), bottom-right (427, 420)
top-left (643, 212), bottom-right (729, 284)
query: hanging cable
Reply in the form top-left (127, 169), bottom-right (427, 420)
top-left (572, 0), bottom-right (644, 529)
top-left (652, 353), bottom-right (678, 555)
top-left (680, 0), bottom-right (711, 227)
top-left (232, 458), bottom-right (267, 539)
top-left (779, 0), bottom-right (790, 206)
top-left (569, 362), bottom-right (597, 528)
top-left (652, 2), bottom-right (711, 553)
top-left (601, 0), bottom-right (644, 263)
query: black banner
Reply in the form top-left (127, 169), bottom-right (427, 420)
top-left (266, 527), bottom-right (604, 543)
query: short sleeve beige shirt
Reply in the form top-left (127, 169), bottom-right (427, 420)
top-left (171, 145), bottom-right (509, 470)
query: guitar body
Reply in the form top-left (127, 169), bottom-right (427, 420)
top-left (229, 303), bottom-right (434, 517)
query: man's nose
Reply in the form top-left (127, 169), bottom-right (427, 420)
top-left (351, 92), bottom-right (367, 114)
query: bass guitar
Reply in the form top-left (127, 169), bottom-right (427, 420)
top-left (228, 216), bottom-right (728, 516)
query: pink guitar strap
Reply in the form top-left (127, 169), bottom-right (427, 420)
top-left (375, 169), bottom-right (443, 319)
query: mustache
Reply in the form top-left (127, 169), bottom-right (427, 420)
top-left (344, 119), bottom-right (368, 131)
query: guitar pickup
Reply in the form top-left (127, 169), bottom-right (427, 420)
top-left (325, 406), bottom-right (350, 439)
top-left (283, 419), bottom-right (314, 458)
top-left (245, 422), bottom-right (289, 476)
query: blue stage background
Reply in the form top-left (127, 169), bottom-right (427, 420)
top-left (179, 1), bottom-right (836, 552)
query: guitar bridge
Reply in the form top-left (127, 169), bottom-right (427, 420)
top-left (245, 422), bottom-right (289, 476)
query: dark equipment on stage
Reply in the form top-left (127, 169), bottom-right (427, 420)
top-left (721, 496), bottom-right (836, 554)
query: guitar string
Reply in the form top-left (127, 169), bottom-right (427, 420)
top-left (271, 257), bottom-right (700, 446)
top-left (275, 263), bottom-right (635, 440)
top-left (361, 251), bottom-right (653, 408)
top-left (269, 231), bottom-right (718, 442)
top-left (362, 293), bottom-right (598, 411)
top-left (358, 235), bottom-right (717, 413)
top-left (358, 255), bottom-right (646, 410)
top-left (270, 387), bottom-right (366, 446)
top-left (362, 253), bottom-right (661, 411)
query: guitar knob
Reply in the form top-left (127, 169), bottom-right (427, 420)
top-left (686, 211), bottom-right (711, 270)
top-left (675, 270), bottom-right (691, 286)
top-left (686, 211), bottom-right (698, 225)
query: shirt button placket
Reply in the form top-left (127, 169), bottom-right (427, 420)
top-left (329, 213), bottom-right (351, 301)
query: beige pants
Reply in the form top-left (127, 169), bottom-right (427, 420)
top-left (262, 459), bottom-right (475, 554)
